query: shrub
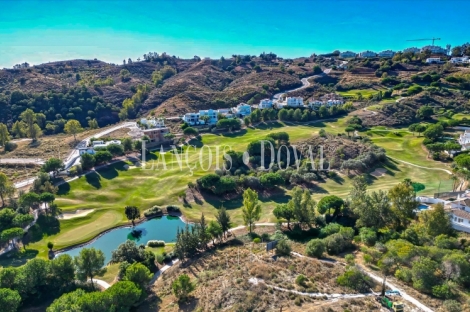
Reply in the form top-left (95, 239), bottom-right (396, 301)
top-left (276, 239), bottom-right (291, 256)
top-left (166, 205), bottom-right (181, 214)
top-left (360, 228), bottom-right (377, 246)
top-left (320, 223), bottom-right (341, 237)
top-left (305, 239), bottom-right (326, 258)
top-left (295, 274), bottom-right (308, 286)
top-left (336, 268), bottom-right (372, 293)
top-left (253, 238), bottom-right (261, 243)
top-left (395, 267), bottom-right (412, 283)
top-left (143, 206), bottom-right (163, 218)
top-left (147, 240), bottom-right (165, 247)
top-left (442, 300), bottom-right (461, 312)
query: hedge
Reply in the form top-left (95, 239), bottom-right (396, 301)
top-left (147, 240), bottom-right (165, 247)
top-left (143, 206), bottom-right (163, 218)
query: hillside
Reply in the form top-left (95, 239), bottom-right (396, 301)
top-left (1, 52), bottom-right (470, 135)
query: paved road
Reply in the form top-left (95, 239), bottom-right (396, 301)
top-left (273, 72), bottom-right (325, 101)
top-left (388, 156), bottom-right (452, 175)
top-left (13, 122), bottom-right (137, 189)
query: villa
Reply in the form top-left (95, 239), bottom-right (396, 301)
top-left (259, 99), bottom-right (273, 110)
top-left (450, 57), bottom-right (469, 64)
top-left (140, 117), bottom-right (165, 128)
top-left (458, 130), bottom-right (470, 150)
top-left (339, 51), bottom-right (357, 58)
top-left (80, 139), bottom-right (122, 155)
top-left (358, 50), bottom-right (376, 58)
top-left (286, 97), bottom-right (304, 108)
top-left (377, 50), bottom-right (396, 58)
top-left (309, 93), bottom-right (344, 109)
top-left (232, 103), bottom-right (252, 117)
top-left (426, 57), bottom-right (443, 64)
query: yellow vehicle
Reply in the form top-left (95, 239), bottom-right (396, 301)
top-left (376, 295), bottom-right (405, 312)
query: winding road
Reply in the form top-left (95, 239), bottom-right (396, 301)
top-left (273, 72), bottom-right (325, 101)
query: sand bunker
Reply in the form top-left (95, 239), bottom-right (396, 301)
top-left (59, 209), bottom-right (95, 220)
top-left (370, 168), bottom-right (386, 177)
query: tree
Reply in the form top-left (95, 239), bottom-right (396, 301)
top-left (207, 220), bottom-right (222, 245)
top-left (12, 213), bottom-right (34, 228)
top-left (273, 203), bottom-right (295, 229)
top-left (419, 203), bottom-right (453, 237)
top-left (105, 281), bottom-right (141, 310)
top-left (293, 108), bottom-right (302, 121)
top-left (74, 247), bottom-right (106, 289)
top-left (106, 143), bottom-right (124, 157)
top-left (0, 288), bottom-right (21, 312)
top-left (64, 120), bottom-right (83, 142)
top-left (124, 206), bottom-right (140, 226)
top-left (306, 238), bottom-right (325, 258)
top-left (80, 153), bottom-right (95, 170)
top-left (42, 157), bottom-right (64, 175)
top-left (423, 124), bottom-right (443, 141)
top-left (94, 150), bottom-right (113, 164)
top-left (317, 195), bottom-right (344, 219)
top-left (389, 181), bottom-right (418, 229)
top-left (0, 123), bottom-right (10, 147)
top-left (313, 65), bottom-right (322, 75)
top-left (0, 173), bottom-right (14, 207)
top-left (111, 240), bottom-right (145, 264)
top-left (216, 119), bottom-right (241, 131)
top-left (259, 172), bottom-right (284, 189)
top-left (49, 254), bottom-right (75, 290)
top-left (289, 187), bottom-right (316, 227)
top-left (243, 116), bottom-right (251, 126)
top-left (354, 190), bottom-right (392, 228)
top-left (0, 228), bottom-right (23, 245)
top-left (278, 109), bottom-right (288, 120)
top-left (411, 257), bottom-right (439, 293)
top-left (123, 262), bottom-right (152, 290)
top-left (415, 124), bottom-right (427, 137)
top-left (20, 109), bottom-right (37, 139)
top-left (122, 137), bottom-right (133, 153)
top-left (241, 188), bottom-right (261, 233)
top-left (19, 192), bottom-right (41, 210)
top-left (183, 127), bottom-right (198, 138)
top-left (216, 207), bottom-right (231, 238)
top-left (345, 126), bottom-right (354, 137)
top-left (11, 121), bottom-right (26, 138)
top-left (417, 106), bottom-right (434, 120)
top-left (172, 274), bottom-right (195, 302)
top-left (88, 119), bottom-right (99, 129)
top-left (46, 289), bottom-right (87, 312)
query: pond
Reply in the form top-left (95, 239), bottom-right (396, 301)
top-left (60, 216), bottom-right (187, 263)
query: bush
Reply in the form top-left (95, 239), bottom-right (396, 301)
top-left (395, 267), bottom-right (412, 283)
top-left (295, 274), bottom-right (308, 286)
top-left (442, 300), bottom-right (461, 312)
top-left (143, 206), bottom-right (163, 218)
top-left (336, 268), bottom-right (372, 293)
top-left (305, 239), bottom-right (326, 258)
top-left (320, 223), bottom-right (341, 237)
top-left (253, 238), bottom-right (261, 243)
top-left (432, 283), bottom-right (455, 299)
top-left (147, 240), bottom-right (165, 247)
top-left (360, 228), bottom-right (377, 246)
top-left (166, 205), bottom-right (181, 214)
top-left (276, 239), bottom-right (291, 256)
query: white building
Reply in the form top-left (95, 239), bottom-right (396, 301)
top-left (232, 103), bottom-right (252, 117)
top-left (308, 100), bottom-right (323, 110)
top-left (308, 93), bottom-right (344, 109)
top-left (458, 130), bottom-right (470, 150)
top-left (358, 51), bottom-right (376, 58)
top-left (450, 57), bottom-right (469, 64)
top-left (451, 209), bottom-right (470, 233)
top-left (140, 117), bottom-right (165, 128)
top-left (426, 58), bottom-right (443, 64)
top-left (403, 47), bottom-right (421, 54)
top-left (182, 109), bottom-right (218, 126)
top-left (259, 99), bottom-right (273, 110)
top-left (339, 51), bottom-right (357, 58)
top-left (286, 97), bottom-right (304, 108)
top-left (421, 45), bottom-right (447, 55)
top-left (377, 50), bottom-right (396, 58)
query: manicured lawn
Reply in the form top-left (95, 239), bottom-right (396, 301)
top-left (338, 88), bottom-right (385, 98)
top-left (0, 118), bottom-right (454, 266)
top-left (100, 263), bottom-right (120, 284)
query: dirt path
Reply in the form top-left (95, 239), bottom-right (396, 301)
top-left (388, 156), bottom-right (452, 175)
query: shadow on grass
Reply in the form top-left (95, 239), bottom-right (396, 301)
top-left (221, 129), bottom-right (247, 138)
top-left (254, 122), bottom-right (284, 130)
top-left (57, 182), bottom-right (71, 195)
top-left (28, 215), bottom-right (61, 243)
top-left (330, 174), bottom-right (345, 184)
top-left (187, 138), bottom-right (204, 148)
top-left (85, 171), bottom-right (102, 189)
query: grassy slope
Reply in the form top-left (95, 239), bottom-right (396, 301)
top-left (2, 117), bottom-right (454, 264)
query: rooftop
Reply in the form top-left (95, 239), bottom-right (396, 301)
top-left (451, 209), bottom-right (470, 219)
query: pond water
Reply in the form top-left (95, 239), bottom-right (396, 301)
top-left (418, 204), bottom-right (429, 210)
top-left (61, 216), bottom-right (187, 263)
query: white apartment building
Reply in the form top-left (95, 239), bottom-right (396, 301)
top-left (232, 103), bottom-right (252, 117)
top-left (426, 58), bottom-right (443, 64)
top-left (286, 97), bottom-right (304, 107)
top-left (358, 50), bottom-right (376, 58)
top-left (421, 45), bottom-right (447, 55)
top-left (339, 51), bottom-right (357, 58)
top-left (458, 130), bottom-right (470, 150)
top-left (403, 47), bottom-right (421, 54)
top-left (377, 50), bottom-right (396, 58)
top-left (259, 99), bottom-right (273, 109)
top-left (308, 93), bottom-right (344, 109)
